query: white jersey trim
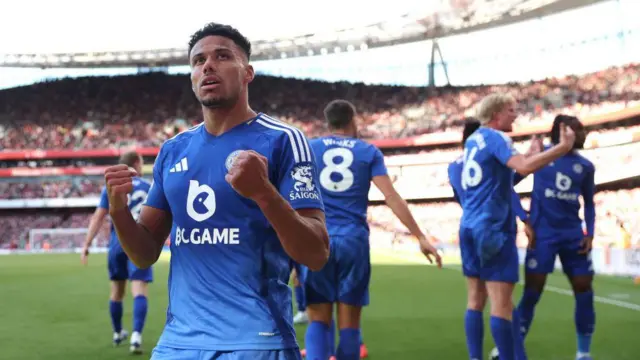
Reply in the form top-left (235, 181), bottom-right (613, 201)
top-left (256, 115), bottom-right (311, 163)
top-left (166, 122), bottom-right (203, 143)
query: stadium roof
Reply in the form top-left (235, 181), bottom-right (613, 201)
top-left (1, 0), bottom-right (433, 53)
top-left (0, 0), bottom-right (604, 68)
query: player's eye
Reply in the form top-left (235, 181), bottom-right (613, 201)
top-left (192, 57), bottom-right (205, 66)
top-left (217, 53), bottom-right (230, 60)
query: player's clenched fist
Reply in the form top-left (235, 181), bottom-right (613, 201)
top-left (225, 150), bottom-right (271, 200)
top-left (104, 164), bottom-right (138, 211)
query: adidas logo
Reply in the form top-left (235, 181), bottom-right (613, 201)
top-left (169, 157), bottom-right (189, 173)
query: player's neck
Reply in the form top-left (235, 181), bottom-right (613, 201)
top-left (331, 129), bottom-right (356, 138)
top-left (202, 100), bottom-right (257, 136)
top-left (485, 121), bottom-right (500, 131)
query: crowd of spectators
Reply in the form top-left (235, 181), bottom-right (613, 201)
top-left (0, 178), bottom-right (103, 200)
top-left (1, 138), bottom-right (637, 201)
top-left (3, 187), bottom-right (638, 249)
top-left (1, 63), bottom-right (639, 150)
top-left (0, 211), bottom-right (110, 250)
top-left (368, 187), bottom-right (640, 250)
top-left (1, 62), bottom-right (640, 249)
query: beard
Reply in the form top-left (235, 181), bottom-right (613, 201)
top-left (199, 91), bottom-right (239, 109)
top-left (200, 97), bottom-right (232, 109)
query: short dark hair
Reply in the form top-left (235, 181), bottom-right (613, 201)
top-left (550, 114), bottom-right (582, 144)
top-left (462, 117), bottom-right (481, 146)
top-left (188, 22), bottom-right (252, 60)
top-left (324, 100), bottom-right (356, 129)
top-left (119, 151), bottom-right (141, 168)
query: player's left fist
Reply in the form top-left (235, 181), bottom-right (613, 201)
top-left (225, 150), bottom-right (272, 200)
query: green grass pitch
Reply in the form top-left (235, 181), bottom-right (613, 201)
top-left (1, 251), bottom-right (638, 359)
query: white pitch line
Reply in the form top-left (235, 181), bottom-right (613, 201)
top-left (373, 250), bottom-right (640, 312)
top-left (543, 285), bottom-right (640, 312)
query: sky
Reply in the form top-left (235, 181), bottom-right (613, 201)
top-left (0, 0), bottom-right (439, 53)
top-left (1, 0), bottom-right (638, 89)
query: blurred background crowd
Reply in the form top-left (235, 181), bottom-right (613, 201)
top-left (1, 65), bottom-right (639, 252)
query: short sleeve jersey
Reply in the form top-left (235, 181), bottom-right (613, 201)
top-left (460, 127), bottom-right (519, 234)
top-left (309, 136), bottom-right (387, 238)
top-left (529, 147), bottom-right (596, 240)
top-left (144, 113), bottom-right (324, 351)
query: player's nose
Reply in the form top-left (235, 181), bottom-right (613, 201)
top-left (202, 57), bottom-right (217, 75)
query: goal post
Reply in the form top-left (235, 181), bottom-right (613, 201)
top-left (27, 228), bottom-right (108, 254)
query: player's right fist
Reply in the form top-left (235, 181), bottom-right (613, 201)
top-left (104, 164), bottom-right (138, 211)
top-left (558, 123), bottom-right (576, 151)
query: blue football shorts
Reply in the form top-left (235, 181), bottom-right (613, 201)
top-left (525, 235), bottom-right (594, 277)
top-left (459, 226), bottom-right (519, 283)
top-left (107, 247), bottom-right (153, 282)
top-left (303, 236), bottom-right (371, 307)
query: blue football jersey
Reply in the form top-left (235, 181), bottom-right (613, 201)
top-left (144, 113), bottom-right (324, 351)
top-left (449, 156), bottom-right (528, 222)
top-left (460, 127), bottom-right (519, 233)
top-left (529, 148), bottom-right (595, 240)
top-left (309, 136), bottom-right (387, 238)
top-left (98, 176), bottom-right (151, 251)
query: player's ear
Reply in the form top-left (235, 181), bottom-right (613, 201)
top-left (244, 64), bottom-right (255, 84)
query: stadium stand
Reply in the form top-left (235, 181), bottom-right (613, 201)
top-left (1, 63), bottom-right (640, 254)
top-left (0, 63), bottom-right (639, 150)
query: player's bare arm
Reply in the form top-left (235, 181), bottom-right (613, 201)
top-left (226, 150), bottom-right (330, 271)
top-left (105, 164), bottom-right (173, 268)
top-left (372, 174), bottom-right (442, 267)
top-left (81, 207), bottom-right (108, 265)
top-left (507, 123), bottom-right (576, 176)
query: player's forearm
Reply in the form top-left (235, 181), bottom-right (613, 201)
top-left (584, 202), bottom-right (596, 237)
top-left (109, 208), bottom-right (163, 268)
top-left (519, 144), bottom-right (568, 175)
top-left (83, 217), bottom-right (102, 248)
top-left (385, 192), bottom-right (425, 239)
top-left (255, 186), bottom-right (329, 271)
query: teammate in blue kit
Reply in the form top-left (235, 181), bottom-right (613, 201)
top-left (516, 115), bottom-right (597, 360)
top-left (302, 99), bottom-right (442, 360)
top-left (81, 150), bottom-right (152, 354)
top-left (102, 23), bottom-right (330, 360)
top-left (459, 93), bottom-right (575, 360)
top-left (449, 118), bottom-right (532, 223)
top-left (450, 118), bottom-right (537, 360)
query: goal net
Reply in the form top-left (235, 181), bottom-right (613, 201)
top-left (27, 228), bottom-right (108, 254)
